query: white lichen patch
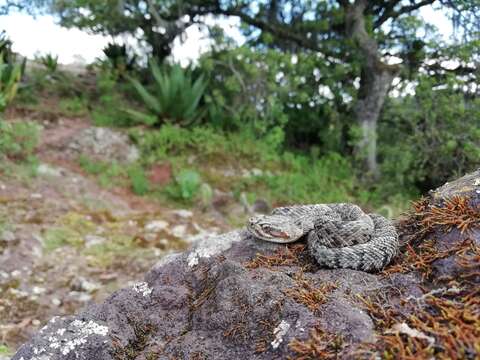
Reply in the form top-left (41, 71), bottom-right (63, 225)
top-left (57, 320), bottom-right (109, 355)
top-left (271, 320), bottom-right (291, 349)
top-left (473, 178), bottom-right (480, 186)
top-left (187, 231), bottom-right (242, 267)
top-left (132, 281), bottom-right (153, 296)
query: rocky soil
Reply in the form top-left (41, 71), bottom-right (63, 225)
top-left (0, 117), bottom-right (234, 356)
top-left (10, 169), bottom-right (480, 359)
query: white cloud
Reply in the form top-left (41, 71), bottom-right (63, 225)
top-left (1, 12), bottom-right (244, 66)
top-left (2, 13), bottom-right (110, 64)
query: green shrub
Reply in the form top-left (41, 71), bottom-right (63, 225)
top-left (59, 96), bottom-right (88, 116)
top-left (127, 165), bottom-right (149, 195)
top-left (256, 152), bottom-right (355, 204)
top-left (0, 344), bottom-right (12, 356)
top-left (379, 76), bottom-right (480, 193)
top-left (128, 61), bottom-right (207, 126)
top-left (78, 155), bottom-right (124, 187)
top-left (102, 42), bottom-right (136, 75)
top-left (0, 121), bottom-right (40, 160)
top-left (91, 70), bottom-right (133, 127)
top-left (165, 169), bottom-right (201, 202)
top-left (198, 45), bottom-right (351, 151)
top-left (0, 54), bottom-right (22, 112)
top-left (38, 53), bottom-right (59, 73)
top-left (130, 124), bottom-right (284, 167)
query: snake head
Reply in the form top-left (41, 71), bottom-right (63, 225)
top-left (247, 214), bottom-right (304, 243)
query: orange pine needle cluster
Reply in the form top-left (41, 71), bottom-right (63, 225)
top-left (283, 276), bottom-right (337, 312)
top-left (245, 244), bottom-right (306, 269)
top-left (421, 196), bottom-right (480, 234)
top-left (288, 326), bottom-right (343, 360)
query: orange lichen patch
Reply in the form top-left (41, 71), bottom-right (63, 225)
top-left (283, 275), bottom-right (337, 312)
top-left (288, 326), bottom-right (343, 360)
top-left (244, 244), bottom-right (307, 269)
top-left (382, 238), bottom-right (472, 278)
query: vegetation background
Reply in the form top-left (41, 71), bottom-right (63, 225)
top-left (1, 0), bottom-right (479, 215)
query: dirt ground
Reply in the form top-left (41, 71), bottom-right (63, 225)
top-left (0, 115), bottom-right (229, 351)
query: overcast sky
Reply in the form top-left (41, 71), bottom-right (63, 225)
top-left (1, 6), bottom-right (452, 65)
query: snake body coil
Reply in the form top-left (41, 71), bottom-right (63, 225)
top-left (247, 203), bottom-right (398, 272)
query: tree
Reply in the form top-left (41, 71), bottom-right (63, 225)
top-left (177, 0), bottom-right (479, 178)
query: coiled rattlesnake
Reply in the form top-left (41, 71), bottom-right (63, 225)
top-left (247, 203), bottom-right (398, 272)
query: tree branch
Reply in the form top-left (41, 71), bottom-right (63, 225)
top-left (374, 0), bottom-right (438, 28)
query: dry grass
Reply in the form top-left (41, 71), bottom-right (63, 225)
top-left (288, 326), bottom-right (343, 360)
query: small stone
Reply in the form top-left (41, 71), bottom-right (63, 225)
top-left (69, 291), bottom-right (93, 302)
top-left (84, 235), bottom-right (106, 248)
top-left (474, 178), bottom-right (480, 186)
top-left (145, 220), bottom-right (169, 232)
top-left (32, 286), bottom-right (46, 295)
top-left (171, 224), bottom-right (187, 238)
top-left (52, 298), bottom-right (62, 306)
top-left (251, 168), bottom-right (263, 177)
top-left (37, 164), bottom-right (63, 177)
top-left (172, 209), bottom-right (193, 218)
top-left (0, 230), bottom-right (15, 242)
top-left (32, 319), bottom-right (41, 326)
top-left (70, 277), bottom-right (100, 293)
top-left (30, 193), bottom-right (43, 199)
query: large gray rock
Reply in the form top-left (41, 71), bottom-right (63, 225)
top-left (12, 171), bottom-right (480, 359)
top-left (67, 127), bottom-right (139, 163)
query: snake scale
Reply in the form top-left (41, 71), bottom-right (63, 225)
top-left (246, 203), bottom-right (399, 272)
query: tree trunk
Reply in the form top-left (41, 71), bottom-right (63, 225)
top-left (345, 0), bottom-right (400, 179)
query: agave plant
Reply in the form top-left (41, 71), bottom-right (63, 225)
top-left (127, 61), bottom-right (207, 126)
top-left (0, 53), bottom-right (22, 112)
top-left (102, 42), bottom-right (136, 73)
top-left (0, 31), bottom-right (13, 63)
top-left (39, 53), bottom-right (59, 73)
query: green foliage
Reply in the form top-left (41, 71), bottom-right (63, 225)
top-left (43, 226), bottom-right (83, 251)
top-left (0, 121), bottom-right (40, 161)
top-left (38, 53), bottom-right (59, 73)
top-left (128, 61), bottom-right (207, 126)
top-left (0, 344), bottom-right (12, 356)
top-left (379, 76), bottom-right (480, 193)
top-left (102, 42), bottom-right (136, 75)
top-left (127, 165), bottom-right (150, 195)
top-left (0, 54), bottom-right (22, 112)
top-left (91, 69), bottom-right (133, 127)
top-left (198, 46), bottom-right (352, 150)
top-left (78, 155), bottom-right (123, 187)
top-left (165, 169), bottom-right (201, 202)
top-left (59, 96), bottom-right (88, 116)
top-left (130, 124), bottom-right (284, 166)
top-left (249, 152), bottom-right (355, 204)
